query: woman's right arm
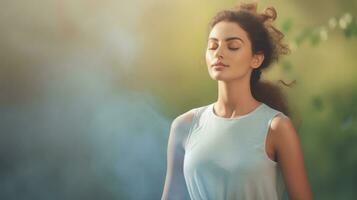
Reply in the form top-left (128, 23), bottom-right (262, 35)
top-left (161, 110), bottom-right (195, 200)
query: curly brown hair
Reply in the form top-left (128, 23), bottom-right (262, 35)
top-left (208, 1), bottom-right (295, 118)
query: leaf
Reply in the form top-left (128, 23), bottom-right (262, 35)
top-left (309, 30), bottom-right (321, 46)
top-left (295, 28), bottom-right (312, 46)
top-left (281, 18), bottom-right (293, 33)
top-left (343, 20), bottom-right (357, 38)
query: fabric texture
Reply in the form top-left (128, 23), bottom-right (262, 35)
top-left (183, 102), bottom-right (287, 200)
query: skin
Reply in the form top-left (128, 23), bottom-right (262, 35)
top-left (162, 21), bottom-right (313, 199)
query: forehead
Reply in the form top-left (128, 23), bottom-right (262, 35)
top-left (208, 21), bottom-right (249, 42)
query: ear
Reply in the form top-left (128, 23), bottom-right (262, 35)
top-left (251, 52), bottom-right (264, 69)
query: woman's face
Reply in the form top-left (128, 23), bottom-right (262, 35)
top-left (205, 21), bottom-right (263, 82)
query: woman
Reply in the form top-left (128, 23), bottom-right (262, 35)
top-left (162, 2), bottom-right (313, 200)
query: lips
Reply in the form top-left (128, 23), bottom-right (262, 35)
top-left (212, 65), bottom-right (226, 71)
top-left (212, 62), bottom-right (228, 67)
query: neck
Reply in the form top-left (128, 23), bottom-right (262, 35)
top-left (215, 77), bottom-right (261, 118)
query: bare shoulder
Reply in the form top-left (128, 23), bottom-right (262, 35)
top-left (169, 109), bottom-right (196, 150)
top-left (269, 113), bottom-right (301, 153)
top-left (270, 113), bottom-right (294, 133)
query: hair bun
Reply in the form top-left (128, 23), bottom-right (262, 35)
top-left (234, 2), bottom-right (277, 23)
top-left (261, 7), bottom-right (277, 22)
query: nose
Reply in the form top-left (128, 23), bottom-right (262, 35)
top-left (213, 45), bottom-right (224, 59)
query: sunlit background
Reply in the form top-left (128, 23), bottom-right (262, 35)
top-left (0, 0), bottom-right (356, 199)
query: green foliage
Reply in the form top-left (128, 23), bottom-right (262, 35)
top-left (290, 13), bottom-right (357, 48)
top-left (304, 84), bottom-right (357, 198)
top-left (344, 18), bottom-right (357, 38)
top-left (311, 96), bottom-right (324, 111)
top-left (281, 18), bottom-right (293, 33)
top-left (309, 29), bottom-right (321, 46)
top-left (294, 27), bottom-right (313, 46)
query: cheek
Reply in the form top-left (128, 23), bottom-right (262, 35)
top-left (232, 50), bottom-right (252, 65)
top-left (205, 51), bottom-right (212, 65)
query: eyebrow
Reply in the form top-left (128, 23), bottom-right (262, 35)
top-left (208, 37), bottom-right (244, 43)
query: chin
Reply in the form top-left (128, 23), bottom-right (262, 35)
top-left (210, 74), bottom-right (228, 81)
top-left (210, 73), bottom-right (243, 82)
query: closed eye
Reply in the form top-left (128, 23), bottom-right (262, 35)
top-left (208, 47), bottom-right (240, 51)
top-left (207, 40), bottom-right (241, 51)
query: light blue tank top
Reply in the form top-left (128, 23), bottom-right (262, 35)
top-left (183, 102), bottom-right (287, 200)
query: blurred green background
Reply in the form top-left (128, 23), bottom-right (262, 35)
top-left (0, 0), bottom-right (356, 199)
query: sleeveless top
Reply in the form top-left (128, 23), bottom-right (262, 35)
top-left (183, 102), bottom-right (287, 200)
